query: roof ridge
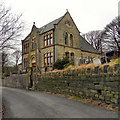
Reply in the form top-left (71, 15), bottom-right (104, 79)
top-left (39, 16), bottom-right (63, 29)
top-left (37, 16), bottom-right (63, 34)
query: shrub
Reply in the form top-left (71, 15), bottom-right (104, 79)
top-left (53, 57), bottom-right (71, 70)
top-left (3, 72), bottom-right (10, 77)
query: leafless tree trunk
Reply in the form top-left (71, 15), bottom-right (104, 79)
top-left (82, 30), bottom-right (103, 53)
top-left (12, 50), bottom-right (22, 67)
top-left (0, 2), bottom-right (24, 52)
top-left (102, 16), bottom-right (120, 52)
top-left (2, 52), bottom-right (8, 74)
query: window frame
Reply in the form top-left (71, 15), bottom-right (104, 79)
top-left (71, 52), bottom-right (74, 65)
top-left (65, 32), bottom-right (68, 45)
top-left (70, 34), bottom-right (73, 46)
top-left (44, 54), bottom-right (47, 66)
top-left (24, 58), bottom-right (28, 68)
top-left (44, 52), bottom-right (53, 66)
top-left (50, 52), bottom-right (53, 65)
top-left (47, 53), bottom-right (50, 65)
top-left (24, 43), bottom-right (29, 54)
top-left (32, 39), bottom-right (36, 50)
top-left (65, 52), bottom-right (69, 59)
top-left (44, 33), bottom-right (53, 47)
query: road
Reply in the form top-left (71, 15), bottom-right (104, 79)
top-left (2, 87), bottom-right (118, 118)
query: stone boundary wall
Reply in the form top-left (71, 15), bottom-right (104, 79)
top-left (36, 64), bottom-right (120, 105)
top-left (2, 64), bottom-right (120, 105)
top-left (2, 73), bottom-right (28, 89)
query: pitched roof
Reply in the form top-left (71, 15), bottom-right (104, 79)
top-left (23, 16), bottom-right (63, 42)
top-left (38, 16), bottom-right (63, 34)
top-left (23, 33), bottom-right (31, 42)
top-left (80, 36), bottom-right (99, 54)
top-left (23, 12), bottom-right (99, 54)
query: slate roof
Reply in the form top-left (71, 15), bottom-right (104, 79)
top-left (23, 34), bottom-right (31, 42)
top-left (23, 13), bottom-right (99, 54)
top-left (80, 36), bottom-right (99, 54)
top-left (38, 16), bottom-right (63, 34)
top-left (23, 16), bottom-right (63, 42)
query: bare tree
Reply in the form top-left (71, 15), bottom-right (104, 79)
top-left (12, 50), bottom-right (22, 67)
top-left (2, 52), bottom-right (15, 72)
top-left (102, 16), bottom-right (120, 52)
top-left (2, 52), bottom-right (8, 74)
top-left (82, 30), bottom-right (104, 53)
top-left (0, 2), bottom-right (24, 52)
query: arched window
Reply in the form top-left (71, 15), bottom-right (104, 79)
top-left (65, 52), bottom-right (69, 59)
top-left (71, 53), bottom-right (74, 65)
top-left (70, 34), bottom-right (73, 46)
top-left (32, 39), bottom-right (36, 49)
top-left (24, 58), bottom-right (28, 68)
top-left (65, 32), bottom-right (68, 45)
top-left (31, 57), bottom-right (36, 66)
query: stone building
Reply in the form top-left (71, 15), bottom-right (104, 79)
top-left (22, 11), bottom-right (100, 73)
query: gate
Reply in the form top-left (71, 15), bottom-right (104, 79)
top-left (26, 67), bottom-right (33, 89)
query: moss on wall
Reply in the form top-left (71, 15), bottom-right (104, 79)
top-left (36, 64), bottom-right (120, 105)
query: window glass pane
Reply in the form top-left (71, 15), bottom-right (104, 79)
top-left (71, 53), bottom-right (74, 65)
top-left (65, 52), bottom-right (69, 58)
top-left (51, 38), bottom-right (53, 44)
top-left (33, 43), bottom-right (36, 49)
top-left (45, 54), bottom-right (47, 57)
top-left (51, 34), bottom-right (53, 37)
top-left (51, 52), bottom-right (53, 56)
top-left (70, 34), bottom-right (73, 46)
top-left (71, 54), bottom-right (74, 59)
top-left (25, 48), bottom-right (26, 53)
top-left (48, 58), bottom-right (50, 64)
top-left (45, 40), bottom-right (47, 46)
top-left (48, 35), bottom-right (49, 38)
top-left (48, 39), bottom-right (49, 45)
top-left (65, 32), bottom-right (68, 44)
top-left (48, 53), bottom-right (50, 57)
top-left (51, 57), bottom-right (53, 64)
top-left (45, 58), bottom-right (46, 64)
top-left (45, 36), bottom-right (47, 39)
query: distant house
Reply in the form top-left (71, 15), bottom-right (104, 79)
top-left (22, 10), bottom-right (100, 73)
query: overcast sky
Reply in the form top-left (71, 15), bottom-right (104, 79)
top-left (4, 0), bottom-right (119, 38)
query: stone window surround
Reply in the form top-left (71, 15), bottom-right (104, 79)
top-left (65, 32), bottom-right (68, 45)
top-left (23, 43), bottom-right (29, 54)
top-left (44, 52), bottom-right (53, 66)
top-left (31, 56), bottom-right (36, 66)
top-left (65, 51), bottom-right (74, 65)
top-left (64, 31), bottom-right (74, 47)
top-left (70, 33), bottom-right (73, 46)
top-left (44, 33), bottom-right (53, 47)
top-left (24, 58), bottom-right (28, 68)
top-left (31, 39), bottom-right (36, 50)
top-left (31, 35), bottom-right (36, 50)
top-left (71, 52), bottom-right (74, 65)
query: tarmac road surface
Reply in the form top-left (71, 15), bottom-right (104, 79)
top-left (2, 87), bottom-right (118, 118)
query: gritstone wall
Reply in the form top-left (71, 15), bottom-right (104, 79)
top-left (2, 73), bottom-right (27, 89)
top-left (36, 64), bottom-right (120, 105)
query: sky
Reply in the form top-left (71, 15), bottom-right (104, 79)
top-left (4, 0), bottom-right (119, 39)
